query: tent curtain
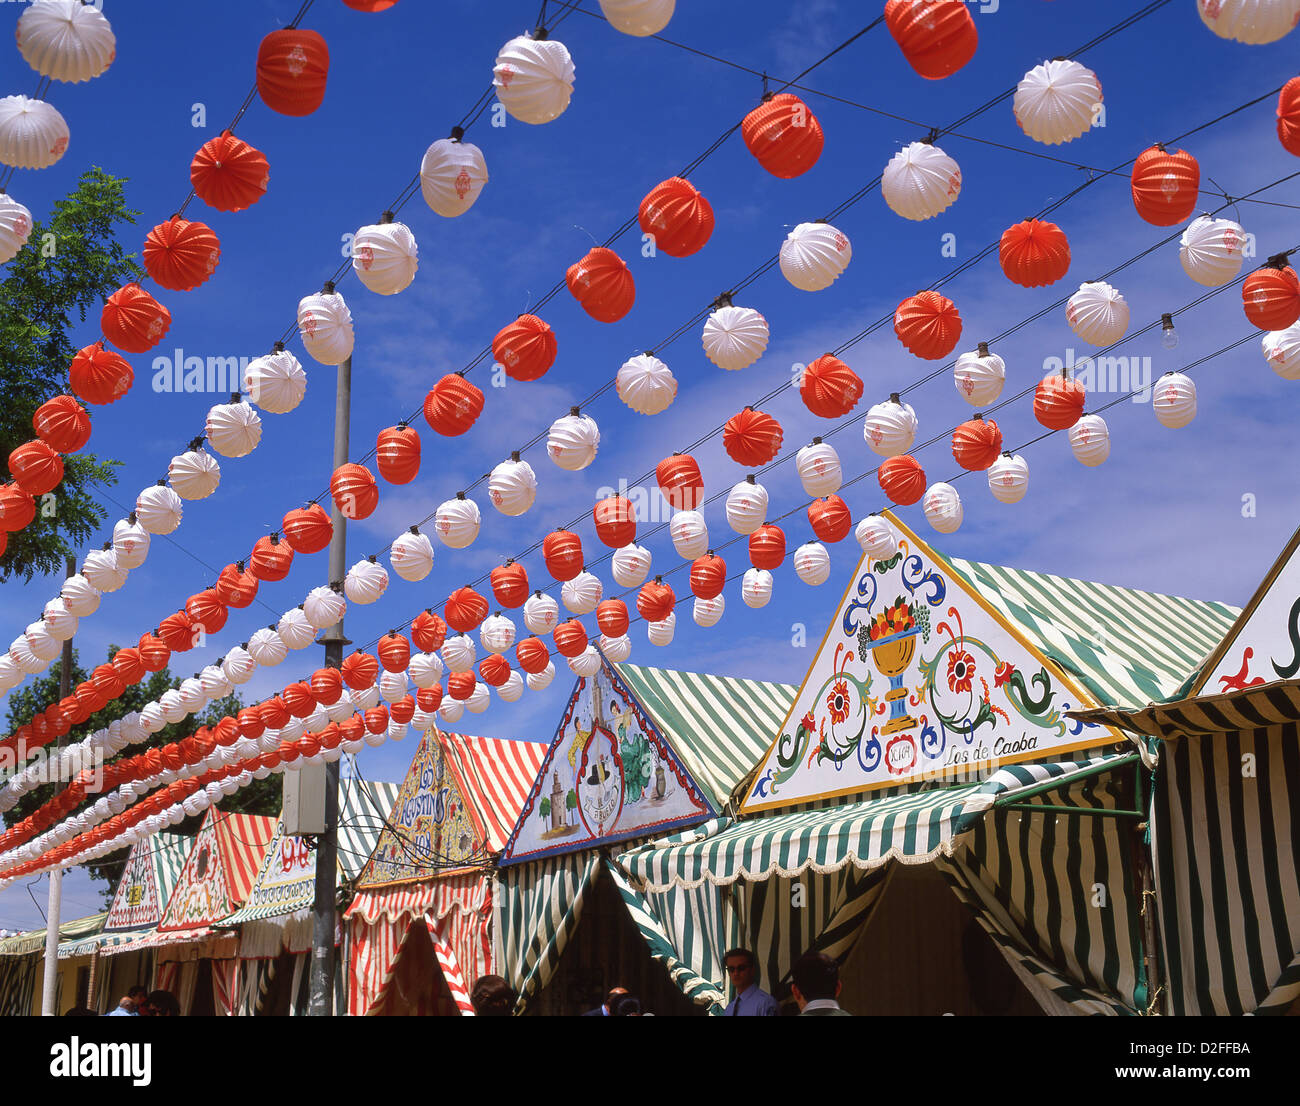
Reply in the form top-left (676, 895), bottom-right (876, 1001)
top-left (0, 953), bottom-right (39, 1017)
top-left (347, 914), bottom-right (410, 1016)
top-left (211, 958), bottom-right (240, 1017)
top-left (236, 955), bottom-right (277, 1016)
top-left (425, 918), bottom-right (474, 1015)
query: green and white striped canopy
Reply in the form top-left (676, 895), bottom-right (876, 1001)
top-left (1, 912), bottom-right (107, 958)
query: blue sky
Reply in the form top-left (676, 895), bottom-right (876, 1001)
top-left (2, 0), bottom-right (1298, 927)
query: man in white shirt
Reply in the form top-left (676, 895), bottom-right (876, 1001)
top-left (792, 952), bottom-right (851, 1016)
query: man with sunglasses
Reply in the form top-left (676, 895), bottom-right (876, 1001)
top-left (722, 948), bottom-right (779, 1016)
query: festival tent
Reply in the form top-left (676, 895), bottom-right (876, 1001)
top-left (492, 658), bottom-right (796, 1014)
top-left (607, 512), bottom-right (1239, 1014)
top-left (345, 727), bottom-right (545, 1016)
top-left (1072, 522), bottom-right (1300, 1015)
top-left (0, 912), bottom-right (107, 1015)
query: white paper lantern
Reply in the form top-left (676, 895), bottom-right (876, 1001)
top-left (60, 574), bottom-right (100, 617)
top-left (352, 220), bottom-right (418, 295)
top-left (17, 1), bottom-right (116, 83)
top-left (436, 698), bottom-right (465, 727)
top-left (41, 598), bottom-right (77, 641)
top-left (390, 529), bottom-right (435, 582)
top-left (923, 483), bottom-right (964, 534)
top-left (277, 608), bottom-right (316, 650)
top-left (244, 350), bottom-right (306, 415)
top-left (882, 141), bottom-right (962, 221)
top-left (493, 34), bottom-right (575, 125)
top-left (547, 412), bottom-right (600, 471)
top-left (953, 346), bottom-right (1006, 406)
top-left (409, 652), bottom-right (444, 689)
top-left (1069, 414), bottom-right (1111, 467)
top-left (199, 665), bottom-right (232, 700)
top-left (1066, 281), bottom-right (1129, 346)
top-left (166, 449), bottom-right (220, 501)
top-left (1153, 372), bottom-right (1197, 429)
top-left (1263, 324), bottom-right (1300, 380)
top-left (600, 634), bottom-right (632, 662)
top-left (796, 440), bottom-right (842, 498)
top-left (855, 516), bottom-right (899, 561)
top-left (725, 479), bottom-right (768, 535)
top-left (742, 568), bottom-right (773, 608)
top-left (297, 291), bottom-right (354, 366)
top-left (280, 718), bottom-right (307, 744)
top-left (325, 696), bottom-right (356, 723)
top-left (1198, 0), bottom-right (1300, 44)
top-left (344, 558), bottom-right (389, 604)
top-left (248, 627), bottom-right (287, 667)
top-left (350, 685), bottom-right (381, 711)
top-left (693, 594), bottom-right (725, 628)
top-left (408, 708), bottom-right (436, 731)
top-left (988, 454), bottom-right (1030, 504)
top-left (0, 654), bottom-right (21, 692)
top-left (523, 592), bottom-right (560, 635)
top-left (434, 495), bottom-right (481, 549)
top-left (647, 613), bottom-right (676, 647)
top-left (863, 397), bottom-right (918, 457)
top-left (496, 670), bottom-right (525, 702)
top-left (379, 669), bottom-right (409, 703)
top-left (0, 193), bottom-right (33, 264)
top-left (0, 96), bottom-right (69, 169)
top-left (138, 703), bottom-right (166, 734)
top-left (488, 456), bottom-right (538, 516)
top-left (779, 221), bottom-right (851, 292)
top-left (420, 137), bottom-right (489, 217)
top-left (525, 661), bottom-right (556, 692)
top-left (611, 544), bottom-right (652, 588)
top-left (1180, 216), bottom-right (1247, 287)
top-left (562, 572), bottom-right (603, 615)
top-left (794, 542), bottom-right (832, 586)
top-left (465, 682), bottom-right (490, 714)
top-left (135, 484), bottom-right (183, 535)
top-left (303, 586), bottom-right (345, 630)
top-left (481, 614), bottom-right (517, 654)
top-left (24, 621), bottom-right (59, 662)
top-left (1013, 59), bottom-right (1102, 145)
top-left (599, 0), bottom-right (675, 35)
top-left (670, 510), bottom-right (709, 559)
top-left (569, 645), bottom-right (603, 675)
top-left (159, 689), bottom-right (188, 725)
top-left (441, 634), bottom-right (476, 674)
top-left (616, 353), bottom-right (677, 415)
top-left (221, 647), bottom-right (256, 685)
top-left (83, 548), bottom-right (126, 593)
top-left (702, 304), bottom-right (769, 371)
top-left (110, 518), bottom-right (150, 570)
top-left (205, 401), bottom-right (262, 458)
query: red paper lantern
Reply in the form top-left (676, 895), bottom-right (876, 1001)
top-left (92, 663), bottom-right (124, 702)
top-left (443, 672), bottom-right (480, 705)
top-left (656, 453), bottom-right (704, 511)
top-left (142, 216), bottom-right (221, 291)
top-left (101, 284), bottom-right (171, 354)
top-left (493, 315), bottom-right (557, 382)
top-left (342, 651), bottom-right (380, 690)
top-left (595, 600), bottom-right (630, 639)
top-left (999, 219), bottom-right (1071, 288)
top-left (808, 496), bottom-right (852, 543)
top-left (1130, 145), bottom-right (1200, 227)
top-left (800, 355), bottom-right (863, 418)
top-left (690, 554), bottom-right (727, 600)
top-left (878, 455), bottom-right (927, 506)
top-left (741, 92), bottom-right (824, 178)
top-left (190, 131), bottom-right (270, 213)
top-left (543, 530), bottom-right (585, 582)
top-left (749, 524), bottom-right (786, 570)
top-left (261, 696), bottom-right (290, 730)
top-left (215, 563), bottom-right (259, 608)
top-left (593, 494), bottom-right (636, 549)
top-left (137, 633), bottom-right (171, 672)
top-left (479, 654), bottom-right (512, 687)
top-left (377, 632), bottom-right (411, 673)
top-left (491, 561), bottom-right (530, 609)
top-left (376, 424), bottom-right (421, 485)
top-left (423, 373), bottom-right (484, 436)
top-left (885, 0), bottom-right (978, 80)
top-left (0, 484), bottom-right (35, 531)
top-left (283, 682), bottom-right (316, 719)
top-left (256, 28), bottom-right (330, 116)
top-left (553, 620), bottom-right (588, 658)
top-left (69, 343), bottom-right (133, 405)
top-left (330, 463), bottom-right (378, 521)
top-left (515, 637), bottom-right (550, 674)
top-left (1242, 265), bottom-right (1300, 331)
top-left (343, 0), bottom-right (401, 10)
top-left (1033, 374), bottom-right (1087, 430)
top-left (185, 589), bottom-right (228, 635)
top-left (411, 610), bottom-right (447, 652)
top-left (157, 610), bottom-right (197, 652)
top-left (895, 291), bottom-right (962, 360)
top-left (445, 586), bottom-right (489, 633)
top-left (951, 417), bottom-right (1003, 471)
top-left (389, 695), bottom-right (416, 725)
top-left (237, 707), bottom-right (266, 740)
top-left (282, 504), bottom-right (333, 554)
top-left (62, 692), bottom-right (91, 726)
top-left (364, 705), bottom-right (390, 732)
top-left (310, 667), bottom-right (343, 705)
top-left (249, 535), bottom-right (294, 582)
top-left (9, 440), bottom-right (63, 495)
top-left (637, 578), bottom-right (676, 623)
top-left (638, 177), bottom-right (715, 257)
top-left (111, 647), bottom-right (145, 685)
top-left (32, 396), bottom-right (91, 453)
top-left (1279, 77), bottom-right (1300, 157)
top-left (723, 407), bottom-right (783, 467)
top-left (416, 685), bottom-right (444, 712)
top-left (566, 247), bottom-right (635, 323)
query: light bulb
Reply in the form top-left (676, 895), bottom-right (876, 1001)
top-left (1160, 313), bottom-right (1178, 351)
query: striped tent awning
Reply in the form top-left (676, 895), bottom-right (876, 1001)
top-left (439, 731), bottom-right (548, 852)
top-left (98, 925), bottom-right (240, 959)
top-left (611, 662), bottom-right (798, 810)
top-left (58, 929), bottom-right (142, 960)
top-left (0, 911), bottom-right (107, 958)
top-left (946, 557), bottom-right (1238, 710)
top-left (1072, 679), bottom-right (1300, 739)
top-left (338, 778), bottom-right (402, 882)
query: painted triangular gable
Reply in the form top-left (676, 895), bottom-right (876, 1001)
top-left (740, 512), bottom-right (1125, 814)
top-left (157, 808), bottom-right (273, 931)
top-left (103, 833), bottom-right (186, 931)
top-left (1188, 522), bottom-right (1300, 698)
top-left (499, 656), bottom-right (714, 867)
top-left (355, 730), bottom-right (493, 890)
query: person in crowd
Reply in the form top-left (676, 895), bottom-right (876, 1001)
top-left (470, 974), bottom-right (517, 1016)
top-left (107, 985), bottom-right (148, 1017)
top-left (62, 1005), bottom-right (97, 1016)
top-left (791, 952), bottom-right (850, 1016)
top-left (611, 994), bottom-right (643, 1016)
top-left (582, 986), bottom-right (628, 1016)
top-left (722, 948), bottom-right (779, 1016)
top-left (140, 990), bottom-right (180, 1017)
